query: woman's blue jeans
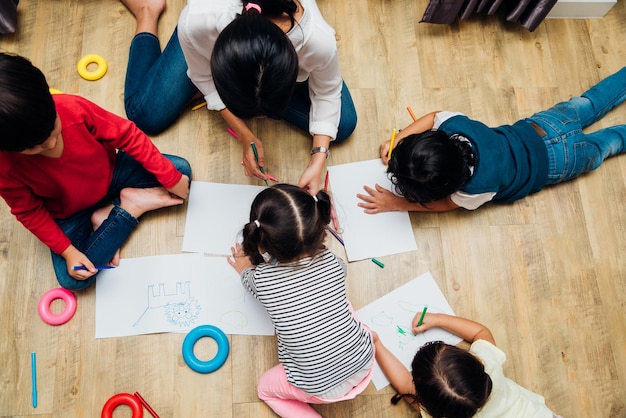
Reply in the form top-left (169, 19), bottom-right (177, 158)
top-left (527, 67), bottom-right (626, 185)
top-left (51, 152), bottom-right (192, 290)
top-left (124, 30), bottom-right (198, 135)
top-left (124, 29), bottom-right (357, 141)
top-left (280, 79), bottom-right (357, 142)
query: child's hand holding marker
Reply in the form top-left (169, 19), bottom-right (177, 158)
top-left (379, 129), bottom-right (401, 165)
top-left (386, 129), bottom-right (397, 162)
top-left (73, 265), bottom-right (116, 271)
top-left (411, 306), bottom-right (430, 334)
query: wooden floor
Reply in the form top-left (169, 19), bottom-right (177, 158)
top-left (1, 0), bottom-right (625, 417)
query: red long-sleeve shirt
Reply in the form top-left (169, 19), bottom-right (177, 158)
top-left (0, 94), bottom-right (183, 254)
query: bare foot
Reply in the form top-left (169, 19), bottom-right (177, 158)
top-left (119, 187), bottom-right (184, 219)
top-left (91, 204), bottom-right (114, 231)
top-left (121, 0), bottom-right (166, 35)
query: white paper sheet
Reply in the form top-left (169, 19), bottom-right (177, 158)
top-left (95, 254), bottom-right (274, 338)
top-left (182, 182), bottom-right (266, 255)
top-left (326, 159), bottom-right (417, 261)
top-left (356, 272), bottom-right (462, 390)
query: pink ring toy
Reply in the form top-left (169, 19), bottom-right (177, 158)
top-left (101, 393), bottom-right (143, 418)
top-left (38, 288), bottom-right (77, 325)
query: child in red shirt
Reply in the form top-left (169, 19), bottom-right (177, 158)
top-left (0, 53), bottom-right (191, 290)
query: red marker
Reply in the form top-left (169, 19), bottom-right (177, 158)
top-left (134, 392), bottom-right (160, 418)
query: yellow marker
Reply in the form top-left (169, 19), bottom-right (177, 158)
top-left (191, 101), bottom-right (207, 111)
top-left (387, 128), bottom-right (397, 161)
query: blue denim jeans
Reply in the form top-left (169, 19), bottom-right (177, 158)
top-left (280, 79), bottom-right (357, 142)
top-left (526, 67), bottom-right (626, 185)
top-left (124, 29), bottom-right (357, 141)
top-left (51, 152), bottom-right (192, 290)
top-left (124, 29), bottom-right (199, 135)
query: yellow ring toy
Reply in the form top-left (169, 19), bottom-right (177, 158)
top-left (77, 54), bottom-right (108, 81)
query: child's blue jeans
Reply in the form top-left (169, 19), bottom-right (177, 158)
top-left (51, 152), bottom-right (192, 290)
top-left (124, 30), bottom-right (357, 141)
top-left (526, 66), bottom-right (626, 185)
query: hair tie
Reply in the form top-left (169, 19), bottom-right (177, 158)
top-left (312, 195), bottom-right (318, 202)
top-left (254, 220), bottom-right (260, 228)
top-left (245, 2), bottom-right (262, 13)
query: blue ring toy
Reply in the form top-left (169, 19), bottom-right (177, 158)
top-left (182, 325), bottom-right (229, 373)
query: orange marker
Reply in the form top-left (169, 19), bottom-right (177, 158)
top-left (407, 106), bottom-right (417, 122)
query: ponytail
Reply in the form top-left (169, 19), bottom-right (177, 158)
top-left (242, 218), bottom-right (265, 265)
top-left (449, 134), bottom-right (474, 184)
top-left (312, 190), bottom-right (332, 227)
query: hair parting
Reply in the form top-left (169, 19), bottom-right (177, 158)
top-left (212, 1), bottom-right (299, 119)
top-left (241, 184), bottom-right (331, 265)
top-left (410, 341), bottom-right (492, 418)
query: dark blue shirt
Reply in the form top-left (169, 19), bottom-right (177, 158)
top-left (439, 115), bottom-right (549, 203)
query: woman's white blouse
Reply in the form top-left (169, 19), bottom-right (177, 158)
top-left (178, 0), bottom-right (343, 139)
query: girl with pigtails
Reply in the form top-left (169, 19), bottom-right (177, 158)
top-left (122, 0), bottom-right (356, 194)
top-left (228, 184), bottom-right (374, 418)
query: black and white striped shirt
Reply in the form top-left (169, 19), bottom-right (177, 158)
top-left (241, 249), bottom-right (374, 395)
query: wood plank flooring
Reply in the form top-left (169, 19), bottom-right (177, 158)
top-left (1, 0), bottom-right (625, 416)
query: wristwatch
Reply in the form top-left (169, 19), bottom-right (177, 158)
top-left (310, 146), bottom-right (330, 158)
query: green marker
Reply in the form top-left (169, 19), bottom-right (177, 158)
top-left (250, 142), bottom-right (268, 186)
top-left (417, 306), bottom-right (428, 327)
top-left (371, 258), bottom-right (384, 268)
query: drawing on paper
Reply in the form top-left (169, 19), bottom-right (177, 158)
top-left (133, 281), bottom-right (201, 328)
top-left (95, 254), bottom-right (276, 338)
top-left (368, 303), bottom-right (450, 351)
top-left (220, 310), bottom-right (249, 329)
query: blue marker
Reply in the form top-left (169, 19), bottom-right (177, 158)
top-left (72, 265), bottom-right (116, 271)
top-left (31, 352), bottom-right (37, 408)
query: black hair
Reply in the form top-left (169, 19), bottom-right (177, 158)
top-left (387, 130), bottom-right (475, 206)
top-left (410, 341), bottom-right (493, 418)
top-left (241, 183), bottom-right (332, 265)
top-left (0, 52), bottom-right (56, 152)
top-left (211, 0), bottom-right (299, 119)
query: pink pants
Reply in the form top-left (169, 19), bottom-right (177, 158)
top-left (257, 361), bottom-right (374, 418)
